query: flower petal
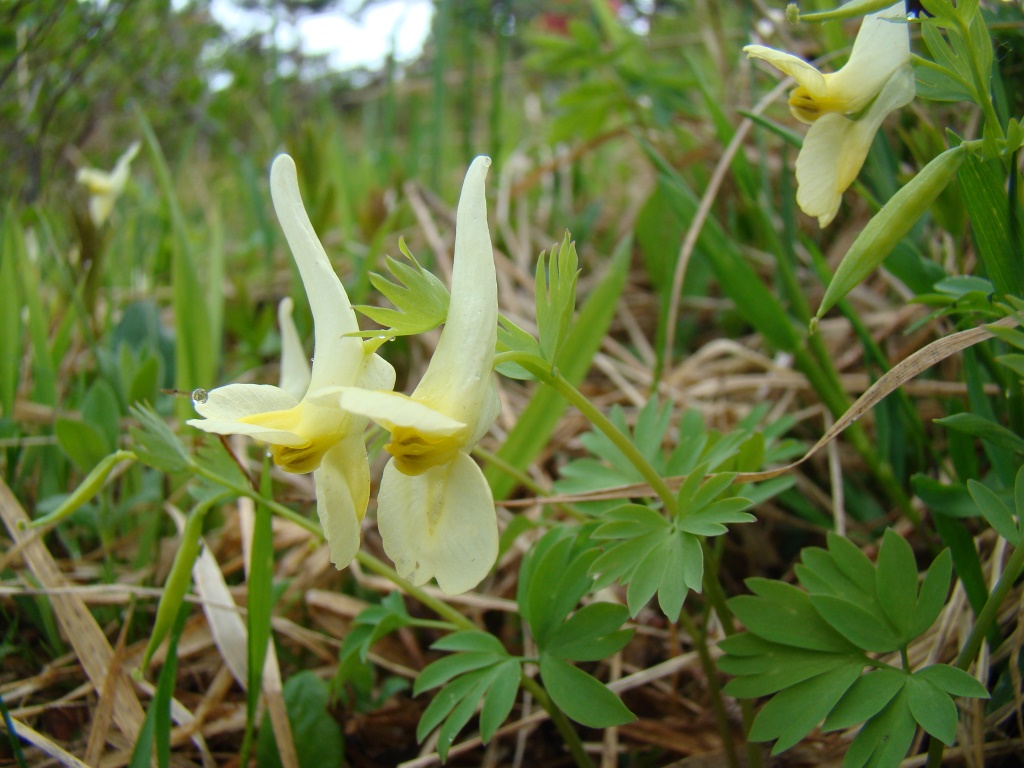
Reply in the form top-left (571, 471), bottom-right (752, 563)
top-left (796, 65), bottom-right (915, 227)
top-left (277, 297), bottom-right (311, 401)
top-left (412, 156), bottom-right (498, 441)
top-left (376, 452), bottom-right (498, 594)
top-left (187, 383), bottom-right (306, 445)
top-left (193, 383), bottom-right (298, 421)
top-left (744, 45), bottom-right (827, 98)
top-left (313, 435), bottom-right (369, 569)
top-left (270, 155), bottom-right (363, 391)
top-left (827, 3), bottom-right (910, 113)
top-left (339, 388), bottom-right (466, 438)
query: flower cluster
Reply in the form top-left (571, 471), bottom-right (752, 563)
top-left (188, 154), bottom-right (499, 594)
top-left (744, 2), bottom-right (915, 226)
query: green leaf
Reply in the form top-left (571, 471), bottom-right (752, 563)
top-left (910, 549), bottom-right (952, 638)
top-left (81, 378), bottom-right (121, 455)
top-left (875, 530), bottom-right (920, 642)
top-left (129, 403), bottom-right (192, 474)
top-left (723, 647), bottom-right (858, 698)
top-left (844, 688), bottom-right (917, 768)
top-left (748, 662), bottom-right (863, 754)
top-left (936, 412), bottom-right (1024, 454)
top-left (968, 479), bottom-right (1020, 544)
top-left (545, 602), bottom-right (632, 661)
top-left (823, 668), bottom-right (907, 731)
top-left (811, 595), bottom-right (903, 653)
top-left (825, 533), bottom-right (877, 596)
top-left (485, 239), bottom-right (630, 500)
top-left (535, 233), bottom-right (580, 362)
top-left (817, 145), bottom-right (965, 318)
top-left (730, 579), bottom-right (859, 653)
top-left (539, 654), bottom-right (634, 728)
top-left (415, 653), bottom-right (508, 696)
top-left (416, 667), bottom-right (487, 744)
top-left (479, 660), bottom-right (520, 743)
top-left (436, 670), bottom-right (495, 762)
top-left (915, 664), bottom-right (989, 698)
top-left (354, 241), bottom-right (450, 337)
top-left (257, 671), bottom-right (344, 768)
top-left (432, 631), bottom-right (507, 655)
top-left (906, 675), bottom-right (958, 745)
top-left (55, 418), bottom-right (110, 473)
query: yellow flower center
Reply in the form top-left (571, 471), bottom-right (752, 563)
top-left (387, 426), bottom-right (466, 476)
top-left (788, 86), bottom-right (848, 123)
top-left (239, 402), bottom-right (339, 474)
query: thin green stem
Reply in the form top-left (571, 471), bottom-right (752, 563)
top-left (193, 464), bottom-right (324, 539)
top-left (925, 541), bottom-right (1024, 767)
top-left (496, 352), bottom-right (678, 515)
top-left (677, 608), bottom-right (741, 768)
top-left (473, 445), bottom-right (587, 521)
top-left (356, 551), bottom-right (473, 632)
top-left (520, 675), bottom-right (594, 768)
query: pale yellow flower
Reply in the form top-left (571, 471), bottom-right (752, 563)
top-left (744, 2), bottom-right (915, 226)
top-left (340, 157), bottom-right (500, 595)
top-left (188, 154), bottom-right (395, 569)
top-left (76, 140), bottom-right (141, 227)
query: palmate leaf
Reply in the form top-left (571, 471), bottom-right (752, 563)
top-left (414, 631), bottom-right (521, 760)
top-left (590, 469), bottom-right (754, 620)
top-left (516, 527), bottom-right (635, 729)
top-left (591, 501), bottom-right (743, 621)
top-left (795, 532), bottom-right (953, 649)
top-left (353, 240), bottom-right (450, 337)
top-left (722, 534), bottom-right (980, 762)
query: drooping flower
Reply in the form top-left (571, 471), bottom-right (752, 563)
top-left (188, 154), bottom-right (395, 569)
top-left (744, 2), bottom-right (915, 226)
top-left (76, 140), bottom-right (142, 227)
top-left (340, 157), bottom-right (500, 595)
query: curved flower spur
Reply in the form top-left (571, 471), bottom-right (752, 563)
top-left (744, 2), bottom-right (915, 226)
top-left (187, 154), bottom-right (395, 569)
top-left (340, 157), bottom-right (500, 595)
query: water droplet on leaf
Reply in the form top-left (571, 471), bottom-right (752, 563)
top-left (191, 388), bottom-right (208, 405)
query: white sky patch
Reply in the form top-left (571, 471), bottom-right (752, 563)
top-left (207, 0), bottom-right (433, 73)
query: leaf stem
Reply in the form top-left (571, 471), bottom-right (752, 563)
top-left (496, 352), bottom-right (679, 515)
top-left (676, 608), bottom-right (742, 768)
top-left (355, 551), bottom-right (475, 632)
top-left (925, 540), bottom-right (1024, 767)
top-left (520, 674), bottom-right (595, 768)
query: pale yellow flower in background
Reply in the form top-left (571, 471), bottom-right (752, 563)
top-left (76, 140), bottom-right (142, 227)
top-left (188, 154), bottom-right (395, 569)
top-left (340, 156), bottom-right (500, 595)
top-left (744, 2), bottom-right (915, 226)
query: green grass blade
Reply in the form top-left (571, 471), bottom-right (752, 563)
top-left (241, 457), bottom-right (276, 764)
top-left (129, 602), bottom-right (189, 768)
top-left (0, 209), bottom-right (22, 419)
top-left (136, 107), bottom-right (216, 420)
top-left (958, 152), bottom-right (1024, 297)
top-left (485, 237), bottom-right (630, 500)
